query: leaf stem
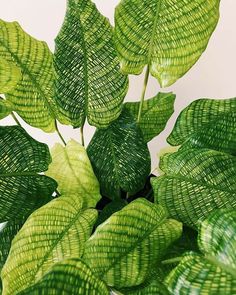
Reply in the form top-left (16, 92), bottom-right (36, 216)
top-left (80, 121), bottom-right (85, 147)
top-left (11, 112), bottom-right (22, 127)
top-left (55, 121), bottom-right (66, 146)
top-left (137, 65), bottom-right (150, 123)
top-left (161, 257), bottom-right (182, 265)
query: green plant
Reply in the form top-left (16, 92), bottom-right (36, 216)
top-left (0, 0), bottom-right (235, 294)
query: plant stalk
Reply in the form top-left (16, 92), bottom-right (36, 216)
top-left (137, 65), bottom-right (150, 123)
top-left (80, 122), bottom-right (85, 147)
top-left (161, 257), bottom-right (182, 265)
top-left (55, 121), bottom-right (66, 146)
top-left (11, 112), bottom-right (22, 127)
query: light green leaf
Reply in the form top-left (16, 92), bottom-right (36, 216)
top-left (152, 147), bottom-right (236, 228)
top-left (0, 98), bottom-right (12, 120)
top-left (166, 210), bottom-right (236, 294)
top-left (87, 109), bottom-right (151, 199)
top-left (0, 125), bottom-right (57, 222)
top-left (0, 19), bottom-right (63, 132)
top-left (18, 259), bottom-right (110, 295)
top-left (122, 279), bottom-right (169, 295)
top-left (46, 140), bottom-right (101, 208)
top-left (0, 58), bottom-right (21, 93)
top-left (168, 98), bottom-right (236, 155)
top-left (1, 195), bottom-right (97, 295)
top-left (54, 0), bottom-right (128, 128)
top-left (83, 198), bottom-right (182, 289)
top-left (124, 92), bottom-right (175, 142)
top-left (114, 0), bottom-right (220, 87)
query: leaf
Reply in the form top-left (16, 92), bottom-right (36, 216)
top-left (0, 98), bottom-right (12, 120)
top-left (114, 0), bottom-right (220, 87)
top-left (124, 92), bottom-right (175, 142)
top-left (166, 210), bottom-right (236, 295)
top-left (83, 198), bottom-right (182, 289)
top-left (46, 140), bottom-right (101, 208)
top-left (18, 259), bottom-right (110, 295)
top-left (1, 195), bottom-right (97, 295)
top-left (0, 58), bottom-right (21, 93)
top-left (0, 19), bottom-right (63, 132)
top-left (152, 147), bottom-right (236, 228)
top-left (87, 109), bottom-right (151, 199)
top-left (168, 98), bottom-right (236, 155)
top-left (0, 125), bottom-right (56, 222)
top-left (54, 0), bottom-right (128, 128)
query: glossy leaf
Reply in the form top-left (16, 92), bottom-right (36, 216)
top-left (46, 140), bottom-right (101, 208)
top-left (152, 147), bottom-right (236, 228)
top-left (0, 58), bottom-right (21, 93)
top-left (54, 0), bottom-right (128, 128)
top-left (19, 259), bottom-right (110, 295)
top-left (166, 210), bottom-right (236, 294)
top-left (124, 92), bottom-right (175, 142)
top-left (83, 198), bottom-right (182, 289)
top-left (1, 196), bottom-right (97, 294)
top-left (0, 125), bottom-right (56, 222)
top-left (0, 19), bottom-right (62, 132)
top-left (168, 98), bottom-right (236, 155)
top-left (114, 0), bottom-right (220, 87)
top-left (87, 109), bottom-right (151, 199)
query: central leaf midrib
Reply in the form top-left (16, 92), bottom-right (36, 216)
top-left (0, 172), bottom-right (38, 177)
top-left (0, 38), bottom-right (56, 119)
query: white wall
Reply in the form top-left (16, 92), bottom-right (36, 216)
top-left (0, 0), bottom-right (236, 170)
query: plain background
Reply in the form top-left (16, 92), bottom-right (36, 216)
top-left (0, 0), bottom-right (236, 170)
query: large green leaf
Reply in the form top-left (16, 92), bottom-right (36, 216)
top-left (1, 195), bottom-right (97, 294)
top-left (0, 19), bottom-right (63, 132)
top-left (87, 109), bottom-right (151, 199)
top-left (19, 259), bottom-right (110, 295)
top-left (166, 210), bottom-right (236, 294)
top-left (0, 98), bottom-right (12, 120)
top-left (152, 147), bottom-right (236, 228)
top-left (54, 0), bottom-right (128, 128)
top-left (114, 0), bottom-right (220, 87)
top-left (124, 92), bottom-right (175, 142)
top-left (0, 57), bottom-right (21, 93)
top-left (168, 98), bottom-right (236, 155)
top-left (0, 125), bottom-right (56, 222)
top-left (46, 140), bottom-right (101, 208)
top-left (83, 198), bottom-right (182, 289)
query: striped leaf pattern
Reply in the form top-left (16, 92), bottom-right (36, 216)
top-left (124, 279), bottom-right (169, 295)
top-left (0, 20), bottom-right (61, 132)
top-left (114, 0), bottom-right (220, 87)
top-left (46, 140), bottom-right (101, 208)
top-left (83, 198), bottom-right (182, 289)
top-left (54, 0), bottom-right (128, 128)
top-left (19, 259), bottom-right (110, 295)
top-left (0, 126), bottom-right (56, 222)
top-left (0, 58), bottom-right (21, 93)
top-left (168, 98), bottom-right (236, 155)
top-left (1, 196), bottom-right (97, 295)
top-left (124, 92), bottom-right (176, 142)
top-left (152, 147), bottom-right (236, 228)
top-left (87, 109), bottom-right (151, 199)
top-left (0, 98), bottom-right (12, 120)
top-left (166, 210), bottom-right (236, 294)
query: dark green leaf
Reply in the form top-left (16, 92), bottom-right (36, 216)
top-left (54, 0), bottom-right (128, 128)
top-left (87, 109), bottom-right (151, 199)
top-left (124, 92), bottom-right (175, 142)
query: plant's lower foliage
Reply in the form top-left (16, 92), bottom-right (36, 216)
top-left (1, 196), bottom-right (97, 295)
top-left (87, 109), bottom-right (151, 199)
top-left (152, 147), bottom-right (236, 228)
top-left (18, 259), bottom-right (110, 295)
top-left (166, 210), bottom-right (236, 294)
top-left (83, 198), bottom-right (182, 289)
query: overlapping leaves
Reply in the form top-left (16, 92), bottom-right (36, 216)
top-left (54, 0), bottom-right (128, 128)
top-left (46, 140), bottom-right (101, 208)
top-left (0, 125), bottom-right (56, 222)
top-left (87, 109), bottom-right (151, 199)
top-left (114, 0), bottom-right (220, 87)
top-left (166, 210), bottom-right (236, 294)
top-left (83, 198), bottom-right (182, 289)
top-left (152, 147), bottom-right (236, 228)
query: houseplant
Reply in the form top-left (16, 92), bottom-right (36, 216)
top-left (0, 0), bottom-right (235, 294)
